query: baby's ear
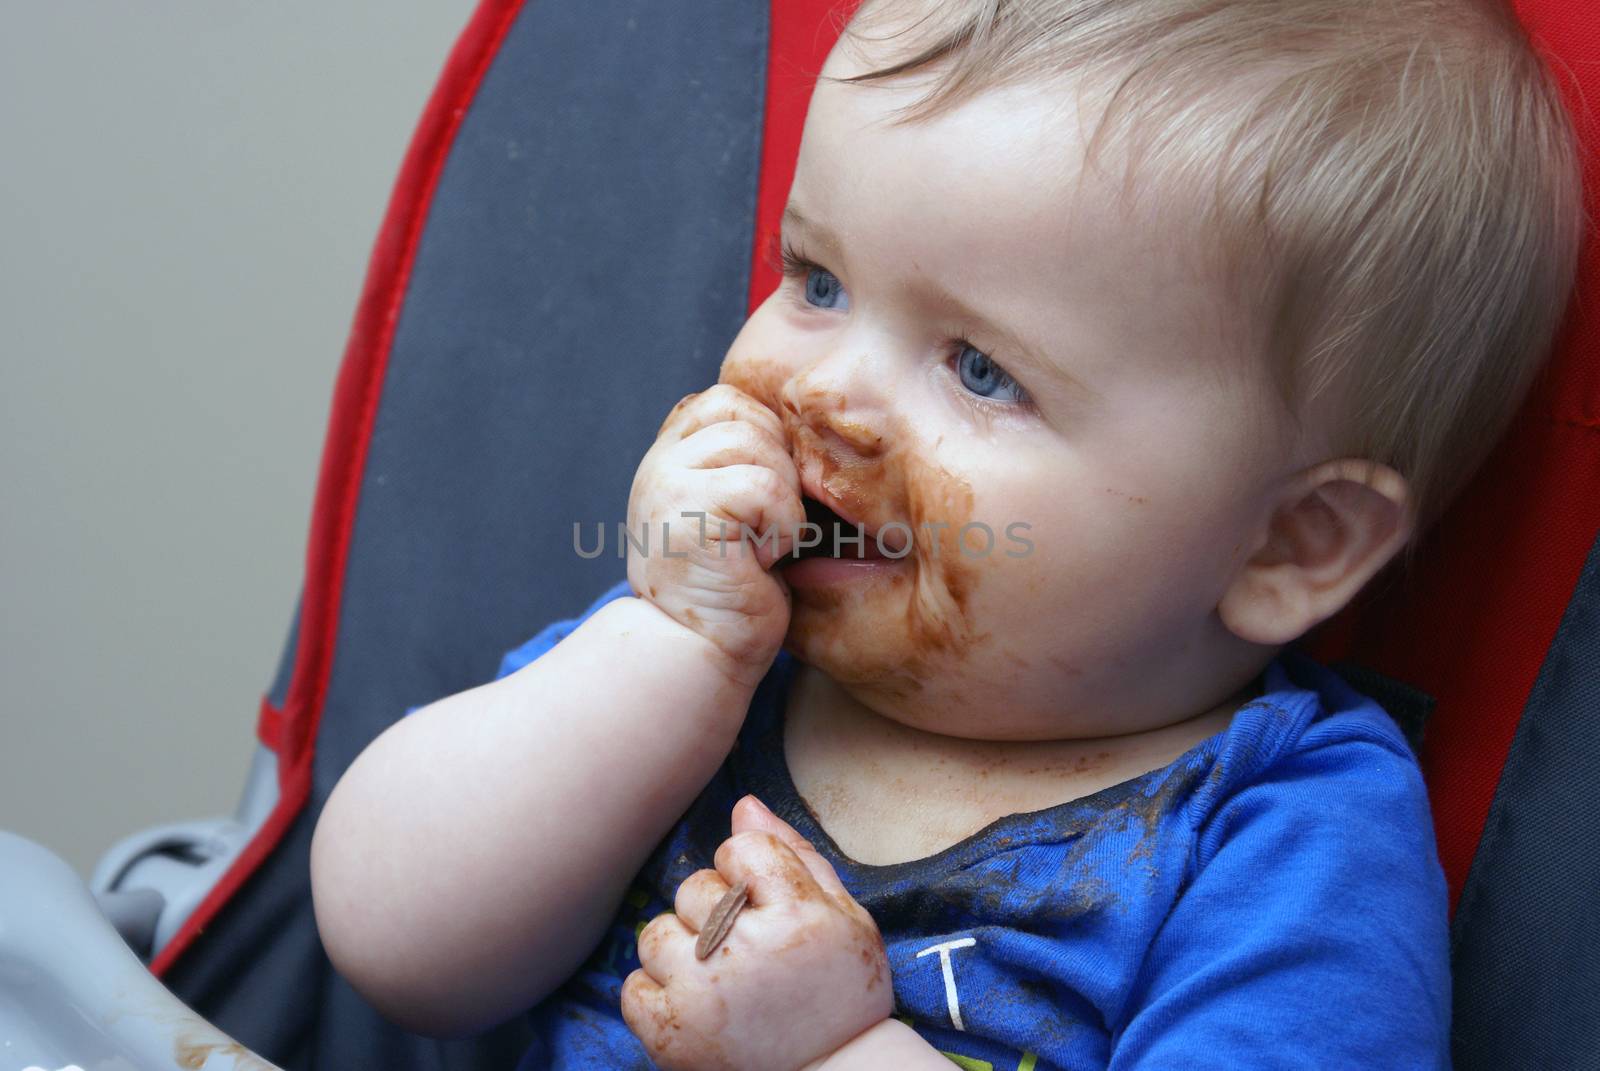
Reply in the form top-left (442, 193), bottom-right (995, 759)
top-left (1218, 458), bottom-right (1414, 646)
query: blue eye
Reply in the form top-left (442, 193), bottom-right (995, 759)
top-left (778, 238), bottom-right (850, 312)
top-left (803, 267), bottom-right (849, 311)
top-left (955, 344), bottom-right (1026, 402)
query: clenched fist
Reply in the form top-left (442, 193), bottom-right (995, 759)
top-left (621, 795), bottom-right (893, 1071)
top-left (627, 384), bottom-right (806, 685)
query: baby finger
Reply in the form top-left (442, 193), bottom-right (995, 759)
top-left (634, 911), bottom-right (698, 987)
top-left (676, 420), bottom-right (800, 492)
top-left (656, 383), bottom-right (786, 447)
top-left (672, 867), bottom-right (733, 934)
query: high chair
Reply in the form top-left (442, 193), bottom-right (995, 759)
top-left (1, 1), bottom-right (1593, 1068)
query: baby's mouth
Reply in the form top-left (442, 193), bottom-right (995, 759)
top-left (785, 430), bottom-right (914, 558)
top-left (791, 495), bottom-right (887, 560)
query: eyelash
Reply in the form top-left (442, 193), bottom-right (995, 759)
top-left (772, 235), bottom-right (1034, 414)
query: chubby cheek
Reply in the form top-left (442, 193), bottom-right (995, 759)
top-left (717, 328), bottom-right (795, 416)
top-left (719, 348), bottom-right (1000, 714)
top-left (718, 302), bottom-right (805, 398)
top-left (975, 478), bottom-right (1233, 726)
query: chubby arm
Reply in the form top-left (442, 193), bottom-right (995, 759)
top-left (803, 1020), bottom-right (956, 1071)
top-left (312, 385), bottom-right (804, 1038)
top-left (311, 596), bottom-right (757, 1036)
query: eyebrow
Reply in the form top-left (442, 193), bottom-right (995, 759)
top-left (781, 203), bottom-right (1095, 402)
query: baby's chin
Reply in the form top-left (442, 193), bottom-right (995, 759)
top-left (781, 609), bottom-right (1082, 741)
top-left (779, 558), bottom-right (982, 706)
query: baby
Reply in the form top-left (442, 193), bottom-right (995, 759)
top-left (309, 0), bottom-right (1583, 1068)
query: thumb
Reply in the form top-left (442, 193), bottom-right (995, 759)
top-left (730, 795), bottom-right (853, 904)
top-left (731, 793), bottom-right (810, 846)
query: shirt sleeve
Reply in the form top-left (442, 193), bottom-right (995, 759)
top-left (493, 578), bottom-right (636, 681)
top-left (1108, 723), bottom-right (1453, 1071)
top-left (403, 579), bottom-right (634, 716)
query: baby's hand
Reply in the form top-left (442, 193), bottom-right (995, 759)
top-left (627, 385), bottom-right (804, 683)
top-left (620, 795), bottom-right (892, 1071)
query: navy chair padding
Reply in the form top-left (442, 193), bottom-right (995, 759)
top-left (1447, 533), bottom-right (1600, 1067)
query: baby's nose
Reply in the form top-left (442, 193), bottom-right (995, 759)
top-left (826, 410), bottom-right (887, 458)
top-left (779, 376), bottom-right (888, 459)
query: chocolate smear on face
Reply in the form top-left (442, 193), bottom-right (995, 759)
top-left (719, 357), bottom-right (991, 706)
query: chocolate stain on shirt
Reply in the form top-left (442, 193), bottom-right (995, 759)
top-left (894, 751), bottom-right (1218, 935)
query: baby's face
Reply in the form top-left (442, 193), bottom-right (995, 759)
top-left (719, 31), bottom-right (1303, 741)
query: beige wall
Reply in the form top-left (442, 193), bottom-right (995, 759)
top-left (0, 3), bottom-right (474, 876)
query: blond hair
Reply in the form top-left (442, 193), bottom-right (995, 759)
top-left (834, 0), bottom-right (1587, 573)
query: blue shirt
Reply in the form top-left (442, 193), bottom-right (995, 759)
top-left (504, 580), bottom-right (1452, 1070)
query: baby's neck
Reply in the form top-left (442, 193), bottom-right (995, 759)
top-left (782, 663), bottom-right (1256, 866)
